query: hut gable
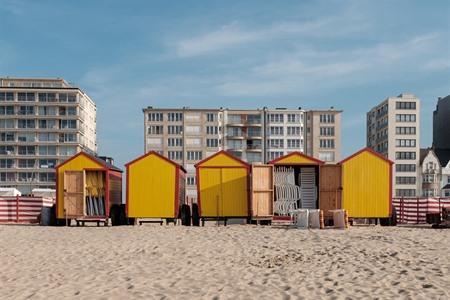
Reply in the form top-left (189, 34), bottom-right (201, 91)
top-left (339, 147), bottom-right (393, 166)
top-left (269, 151), bottom-right (324, 165)
top-left (195, 151), bottom-right (249, 168)
top-left (126, 151), bottom-right (185, 172)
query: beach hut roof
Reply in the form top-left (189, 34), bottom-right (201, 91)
top-left (55, 151), bottom-right (123, 172)
top-left (339, 147), bottom-right (394, 165)
top-left (268, 151), bottom-right (324, 165)
top-left (125, 151), bottom-right (187, 172)
top-left (195, 150), bottom-right (250, 168)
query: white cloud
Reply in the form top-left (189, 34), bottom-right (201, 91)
top-left (423, 58), bottom-right (450, 71)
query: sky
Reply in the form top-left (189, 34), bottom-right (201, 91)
top-left (1, 0), bottom-right (449, 168)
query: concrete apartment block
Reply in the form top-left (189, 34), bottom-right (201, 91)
top-left (0, 77), bottom-right (97, 194)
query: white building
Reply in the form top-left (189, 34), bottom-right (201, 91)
top-left (367, 93), bottom-right (421, 197)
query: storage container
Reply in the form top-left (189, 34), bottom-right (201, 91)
top-left (126, 151), bottom-right (186, 223)
top-left (195, 151), bottom-right (250, 223)
top-left (340, 148), bottom-right (393, 219)
top-left (55, 152), bottom-right (122, 225)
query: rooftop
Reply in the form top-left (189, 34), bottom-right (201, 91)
top-left (0, 77), bottom-right (73, 88)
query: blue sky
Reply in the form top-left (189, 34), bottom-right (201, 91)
top-left (1, 0), bottom-right (449, 168)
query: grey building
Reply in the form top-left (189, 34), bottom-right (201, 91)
top-left (0, 77), bottom-right (97, 194)
top-left (433, 95), bottom-right (450, 150)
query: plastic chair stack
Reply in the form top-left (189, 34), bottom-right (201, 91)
top-left (274, 167), bottom-right (301, 216)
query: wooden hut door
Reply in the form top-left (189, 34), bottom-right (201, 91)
top-left (64, 171), bottom-right (85, 217)
top-left (251, 165), bottom-right (274, 217)
top-left (319, 165), bottom-right (342, 219)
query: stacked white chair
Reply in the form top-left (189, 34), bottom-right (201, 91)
top-left (274, 167), bottom-right (301, 216)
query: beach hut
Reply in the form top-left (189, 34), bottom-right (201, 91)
top-left (195, 151), bottom-right (250, 224)
top-left (55, 151), bottom-right (123, 226)
top-left (269, 152), bottom-right (324, 214)
top-left (340, 147), bottom-right (393, 220)
top-left (125, 151), bottom-right (186, 225)
top-left (249, 164), bottom-right (274, 223)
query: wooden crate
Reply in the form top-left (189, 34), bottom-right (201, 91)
top-left (319, 164), bottom-right (342, 219)
top-left (250, 164), bottom-right (274, 219)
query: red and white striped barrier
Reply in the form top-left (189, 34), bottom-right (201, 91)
top-left (392, 197), bottom-right (450, 224)
top-left (0, 196), bottom-right (54, 223)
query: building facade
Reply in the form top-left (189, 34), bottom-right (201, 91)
top-left (433, 95), bottom-right (450, 149)
top-left (367, 93), bottom-right (421, 197)
top-left (419, 149), bottom-right (441, 197)
top-left (144, 106), bottom-right (342, 199)
top-left (0, 77), bottom-right (97, 194)
top-left (305, 109), bottom-right (342, 163)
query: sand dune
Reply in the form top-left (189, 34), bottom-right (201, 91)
top-left (0, 225), bottom-right (449, 299)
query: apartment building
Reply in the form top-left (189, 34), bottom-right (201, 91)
top-left (304, 109), bottom-right (342, 163)
top-left (367, 93), bottom-right (420, 197)
top-left (0, 77), bottom-right (97, 194)
top-left (144, 106), bottom-right (342, 199)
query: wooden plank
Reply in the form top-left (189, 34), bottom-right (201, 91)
top-left (251, 165), bottom-right (274, 218)
top-left (64, 171), bottom-right (84, 217)
top-left (319, 164), bottom-right (342, 218)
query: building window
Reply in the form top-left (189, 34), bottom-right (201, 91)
top-left (187, 176), bottom-right (196, 186)
top-left (269, 139), bottom-right (284, 148)
top-left (395, 189), bottom-right (416, 197)
top-left (287, 126), bottom-right (302, 136)
top-left (287, 139), bottom-right (301, 148)
top-left (38, 120), bottom-right (57, 129)
top-left (59, 146), bottom-right (77, 156)
top-left (396, 176), bottom-right (416, 185)
top-left (167, 125), bottom-right (182, 135)
top-left (206, 113), bottom-right (217, 122)
top-left (0, 106), bottom-right (15, 115)
top-left (59, 133), bottom-right (77, 143)
top-left (168, 112), bottom-right (183, 122)
top-left (18, 106), bottom-right (34, 115)
top-left (444, 190), bottom-right (450, 197)
top-left (18, 172), bottom-right (36, 182)
top-left (269, 126), bottom-right (283, 135)
top-left (67, 94), bottom-right (77, 102)
top-left (269, 151), bottom-right (284, 161)
top-left (168, 138), bottom-right (183, 147)
top-left (0, 146), bottom-right (14, 155)
top-left (187, 151), bottom-right (202, 161)
top-left (319, 152), bottom-right (335, 162)
top-left (18, 146), bottom-right (36, 155)
top-left (396, 101), bottom-right (416, 110)
top-left (395, 127), bottom-right (416, 135)
top-left (395, 114), bottom-right (416, 122)
top-left (39, 172), bottom-right (56, 183)
top-left (206, 138), bottom-right (219, 148)
top-left (0, 172), bottom-right (15, 182)
top-left (18, 133), bottom-right (35, 142)
top-left (0, 92), bottom-right (14, 101)
top-left (0, 159), bottom-right (14, 168)
top-left (396, 152), bottom-right (416, 160)
top-left (0, 119), bottom-right (14, 128)
top-left (206, 126), bottom-right (219, 135)
top-left (269, 114), bottom-right (284, 123)
top-left (39, 159), bottom-right (57, 168)
top-left (0, 132), bottom-right (15, 142)
top-left (148, 113), bottom-right (163, 122)
top-left (319, 139), bottom-right (335, 149)
top-left (18, 92), bottom-right (35, 102)
top-left (168, 151), bottom-right (183, 160)
top-left (395, 139), bottom-right (416, 147)
top-left (247, 152), bottom-right (262, 163)
top-left (422, 189), bottom-right (435, 197)
top-left (148, 125), bottom-right (164, 135)
top-left (39, 146), bottom-right (57, 156)
top-left (287, 114), bottom-right (301, 123)
top-left (320, 114), bottom-right (335, 123)
top-left (396, 164), bottom-right (416, 172)
top-left (423, 174), bottom-right (435, 183)
top-left (18, 119), bottom-right (35, 129)
top-left (18, 159), bottom-right (35, 168)
top-left (320, 127), bottom-right (335, 136)
top-left (60, 120), bottom-right (77, 129)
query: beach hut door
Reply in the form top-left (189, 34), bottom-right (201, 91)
top-left (64, 171), bottom-right (85, 217)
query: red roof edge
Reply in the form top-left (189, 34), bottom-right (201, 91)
top-left (125, 151), bottom-right (187, 173)
top-left (195, 150), bottom-right (250, 168)
top-left (339, 147), bottom-right (394, 165)
top-left (268, 151), bottom-right (325, 165)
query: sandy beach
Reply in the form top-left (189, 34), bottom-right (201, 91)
top-left (0, 224), bottom-right (449, 299)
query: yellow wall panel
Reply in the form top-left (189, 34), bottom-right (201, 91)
top-left (342, 151), bottom-right (391, 218)
top-left (127, 154), bottom-right (177, 218)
